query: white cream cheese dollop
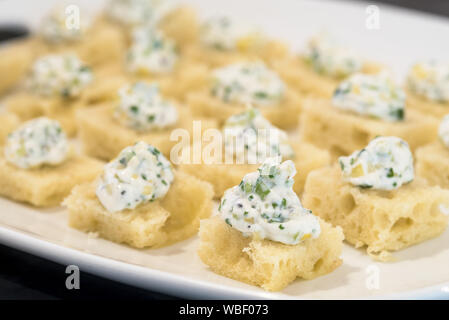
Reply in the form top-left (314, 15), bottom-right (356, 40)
top-left (211, 62), bottom-right (285, 106)
top-left (40, 6), bottom-right (90, 43)
top-left (26, 54), bottom-right (93, 98)
top-left (219, 158), bottom-right (321, 245)
top-left (304, 33), bottom-right (363, 78)
top-left (339, 136), bottom-right (414, 191)
top-left (332, 72), bottom-right (405, 122)
top-left (223, 108), bottom-right (294, 164)
top-left (4, 117), bottom-right (69, 169)
top-left (114, 82), bottom-right (178, 131)
top-left (407, 61), bottom-right (449, 103)
top-left (126, 30), bottom-right (178, 74)
top-left (96, 141), bottom-right (174, 213)
top-left (438, 114), bottom-right (449, 148)
top-left (200, 16), bottom-right (261, 51)
top-left (106, 0), bottom-right (171, 27)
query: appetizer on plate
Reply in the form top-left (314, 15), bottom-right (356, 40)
top-left (33, 6), bottom-right (126, 68)
top-left (101, 0), bottom-right (199, 48)
top-left (179, 108), bottom-right (330, 198)
top-left (302, 136), bottom-right (449, 261)
top-left (273, 33), bottom-right (381, 98)
top-left (198, 158), bottom-right (344, 291)
top-left (77, 81), bottom-right (214, 161)
top-left (405, 61), bottom-right (449, 119)
top-left (187, 61), bottom-right (303, 129)
top-left (300, 72), bottom-right (438, 158)
top-left (64, 141), bottom-right (214, 248)
top-left (184, 15), bottom-right (288, 68)
top-left (0, 117), bottom-right (102, 207)
top-left (416, 114), bottom-right (449, 188)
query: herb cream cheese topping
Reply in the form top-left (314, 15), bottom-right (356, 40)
top-left (407, 61), bottom-right (449, 103)
top-left (40, 6), bottom-right (89, 43)
top-left (200, 16), bottom-right (261, 51)
top-left (438, 114), bottom-right (449, 148)
top-left (26, 54), bottom-right (93, 98)
top-left (4, 117), bottom-right (69, 169)
top-left (127, 30), bottom-right (178, 74)
top-left (332, 72), bottom-right (405, 122)
top-left (211, 62), bottom-right (285, 106)
top-left (304, 33), bottom-right (362, 78)
top-left (114, 82), bottom-right (178, 131)
top-left (106, 0), bottom-right (171, 27)
top-left (223, 109), bottom-right (294, 164)
top-left (339, 136), bottom-right (414, 191)
top-left (219, 158), bottom-right (321, 245)
top-left (96, 141), bottom-right (174, 213)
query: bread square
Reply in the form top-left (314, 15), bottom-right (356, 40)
top-left (0, 154), bottom-right (103, 207)
top-left (76, 103), bottom-right (216, 161)
top-left (0, 113), bottom-right (20, 145)
top-left (179, 140), bottom-right (330, 198)
top-left (302, 166), bottom-right (449, 261)
top-left (198, 216), bottom-right (344, 291)
top-left (416, 142), bottom-right (449, 189)
top-left (406, 89), bottom-right (449, 119)
top-left (273, 57), bottom-right (381, 99)
top-left (64, 170), bottom-right (214, 248)
top-left (187, 88), bottom-right (303, 130)
top-left (0, 39), bottom-right (35, 95)
top-left (184, 39), bottom-right (288, 69)
top-left (299, 99), bottom-right (438, 158)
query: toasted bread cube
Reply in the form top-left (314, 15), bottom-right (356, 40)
top-left (35, 19), bottom-right (126, 68)
top-left (0, 155), bottom-right (102, 207)
top-left (0, 39), bottom-right (35, 95)
top-left (416, 142), bottom-right (449, 189)
top-left (406, 89), bottom-right (449, 119)
top-left (184, 39), bottom-right (289, 69)
top-left (302, 166), bottom-right (449, 261)
top-left (179, 141), bottom-right (330, 198)
top-left (159, 6), bottom-right (200, 48)
top-left (76, 103), bottom-right (216, 161)
top-left (198, 216), bottom-right (344, 291)
top-left (300, 99), bottom-right (438, 158)
top-left (0, 113), bottom-right (20, 145)
top-left (273, 57), bottom-right (382, 99)
top-left (64, 171), bottom-right (214, 248)
top-left (188, 88), bottom-right (302, 130)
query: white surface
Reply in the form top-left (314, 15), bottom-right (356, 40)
top-left (0, 0), bottom-right (449, 299)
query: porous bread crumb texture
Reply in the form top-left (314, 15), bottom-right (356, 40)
top-left (0, 155), bottom-right (103, 207)
top-left (64, 171), bottom-right (214, 248)
top-left (273, 57), bottom-right (382, 99)
top-left (76, 103), bottom-right (217, 161)
top-left (302, 166), bottom-right (449, 261)
top-left (0, 39), bottom-right (35, 95)
top-left (406, 89), bottom-right (449, 119)
top-left (0, 113), bottom-right (20, 145)
top-left (198, 216), bottom-right (344, 291)
top-left (187, 88), bottom-right (303, 130)
top-left (5, 93), bottom-right (79, 137)
top-left (299, 99), bottom-right (438, 159)
top-left (184, 39), bottom-right (289, 69)
top-left (416, 142), bottom-right (449, 189)
top-left (179, 140), bottom-right (331, 198)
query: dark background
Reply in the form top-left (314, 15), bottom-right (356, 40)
top-left (0, 0), bottom-right (448, 300)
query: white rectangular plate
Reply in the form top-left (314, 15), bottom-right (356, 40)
top-left (1, 0), bottom-right (449, 299)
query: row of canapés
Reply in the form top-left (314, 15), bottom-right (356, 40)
top-left (0, 0), bottom-right (448, 292)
